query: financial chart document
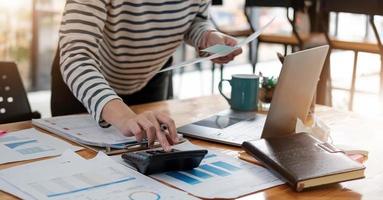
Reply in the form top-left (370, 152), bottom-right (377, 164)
top-left (0, 151), bottom-right (198, 200)
top-left (0, 128), bottom-right (82, 164)
top-left (151, 142), bottom-right (284, 199)
top-left (33, 115), bottom-right (136, 148)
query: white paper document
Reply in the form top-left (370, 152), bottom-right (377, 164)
top-left (151, 141), bottom-right (284, 199)
top-left (158, 17), bottom-right (275, 73)
top-left (0, 178), bottom-right (31, 199)
top-left (0, 150), bottom-right (198, 200)
top-left (33, 115), bottom-right (136, 149)
top-left (0, 128), bottom-right (82, 164)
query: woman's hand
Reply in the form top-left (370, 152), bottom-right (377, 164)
top-left (102, 99), bottom-right (179, 151)
top-left (201, 31), bottom-right (243, 64)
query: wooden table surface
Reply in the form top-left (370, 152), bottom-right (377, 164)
top-left (1, 95), bottom-right (383, 200)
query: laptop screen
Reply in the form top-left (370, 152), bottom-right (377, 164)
top-left (192, 115), bottom-right (244, 129)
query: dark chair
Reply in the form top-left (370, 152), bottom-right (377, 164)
top-left (0, 62), bottom-right (41, 124)
top-left (319, 0), bottom-right (383, 110)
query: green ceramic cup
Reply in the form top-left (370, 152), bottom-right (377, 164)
top-left (218, 74), bottom-right (259, 111)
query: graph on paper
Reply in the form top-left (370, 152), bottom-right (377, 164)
top-left (0, 151), bottom-right (198, 200)
top-left (33, 115), bottom-right (137, 148)
top-left (165, 154), bottom-right (242, 185)
top-left (152, 151), bottom-right (284, 199)
top-left (26, 166), bottom-right (134, 198)
top-left (0, 128), bottom-right (82, 164)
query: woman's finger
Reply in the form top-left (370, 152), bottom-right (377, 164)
top-left (226, 54), bottom-right (235, 61)
top-left (212, 58), bottom-right (226, 64)
top-left (137, 117), bottom-right (156, 147)
top-left (155, 127), bottom-right (171, 151)
top-left (145, 112), bottom-right (172, 151)
top-left (216, 48), bottom-right (242, 64)
top-left (224, 36), bottom-right (238, 46)
top-left (128, 121), bottom-right (144, 142)
top-left (155, 112), bottom-right (179, 144)
top-left (213, 56), bottom-right (232, 64)
top-left (232, 48), bottom-right (243, 57)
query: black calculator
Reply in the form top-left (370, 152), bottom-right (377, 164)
top-left (121, 149), bottom-right (208, 175)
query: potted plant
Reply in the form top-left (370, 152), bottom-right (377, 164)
top-left (259, 76), bottom-right (277, 103)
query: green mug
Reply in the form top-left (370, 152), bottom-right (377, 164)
top-left (218, 74), bottom-right (259, 111)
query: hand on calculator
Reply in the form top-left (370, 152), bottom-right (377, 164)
top-left (102, 99), bottom-right (179, 152)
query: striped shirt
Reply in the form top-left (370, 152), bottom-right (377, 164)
top-left (59, 0), bottom-right (213, 125)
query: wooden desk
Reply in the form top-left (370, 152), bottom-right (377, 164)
top-left (1, 95), bottom-right (383, 200)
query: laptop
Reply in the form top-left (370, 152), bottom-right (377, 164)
top-left (177, 45), bottom-right (330, 146)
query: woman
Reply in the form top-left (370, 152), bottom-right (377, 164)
top-left (51, 0), bottom-right (242, 151)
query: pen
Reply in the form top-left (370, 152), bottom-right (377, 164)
top-left (122, 124), bottom-right (170, 149)
top-left (160, 123), bottom-right (168, 132)
top-left (123, 124), bottom-right (183, 149)
top-left (123, 138), bottom-right (150, 149)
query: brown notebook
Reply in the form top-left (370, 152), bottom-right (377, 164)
top-left (242, 133), bottom-right (365, 192)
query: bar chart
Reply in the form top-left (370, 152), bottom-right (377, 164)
top-left (165, 154), bottom-right (241, 185)
top-left (152, 151), bottom-right (284, 199)
top-left (165, 156), bottom-right (243, 185)
top-left (0, 129), bottom-right (80, 164)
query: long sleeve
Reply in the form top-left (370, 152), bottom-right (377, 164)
top-left (59, 0), bottom-right (120, 126)
top-left (184, 0), bottom-right (215, 48)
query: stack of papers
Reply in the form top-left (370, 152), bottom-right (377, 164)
top-left (0, 128), bottom-right (82, 164)
top-left (32, 115), bottom-right (136, 149)
top-left (0, 150), bottom-right (198, 200)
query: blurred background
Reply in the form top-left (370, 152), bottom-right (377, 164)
top-left (1, 0), bottom-right (383, 119)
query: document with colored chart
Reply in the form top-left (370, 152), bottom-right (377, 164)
top-left (0, 128), bottom-right (82, 164)
top-left (0, 150), bottom-right (198, 200)
top-left (32, 115), bottom-right (137, 149)
top-left (151, 141), bottom-right (284, 199)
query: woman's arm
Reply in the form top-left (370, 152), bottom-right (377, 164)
top-left (59, 0), bottom-right (118, 125)
top-left (184, 0), bottom-right (242, 64)
top-left (59, 0), bottom-right (178, 150)
top-left (183, 0), bottom-right (214, 48)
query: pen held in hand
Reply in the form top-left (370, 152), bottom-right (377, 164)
top-left (160, 123), bottom-right (182, 147)
top-left (160, 123), bottom-right (173, 142)
top-left (160, 123), bottom-right (168, 132)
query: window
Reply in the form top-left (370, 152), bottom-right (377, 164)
top-left (0, 0), bottom-right (64, 91)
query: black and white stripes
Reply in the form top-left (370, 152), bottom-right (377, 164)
top-left (59, 0), bottom-right (213, 125)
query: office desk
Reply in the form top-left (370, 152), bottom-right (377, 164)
top-left (1, 95), bottom-right (383, 200)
